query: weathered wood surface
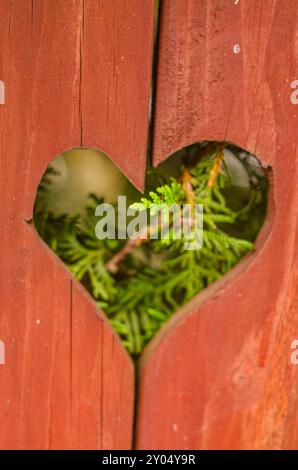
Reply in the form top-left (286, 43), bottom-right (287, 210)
top-left (136, 0), bottom-right (298, 449)
top-left (0, 0), bottom-right (154, 449)
top-left (1, 0), bottom-right (298, 451)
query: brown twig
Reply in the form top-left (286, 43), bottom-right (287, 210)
top-left (207, 146), bottom-right (224, 188)
top-left (106, 228), bottom-right (149, 273)
top-left (180, 168), bottom-right (196, 204)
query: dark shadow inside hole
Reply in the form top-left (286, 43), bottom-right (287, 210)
top-left (34, 142), bottom-right (268, 358)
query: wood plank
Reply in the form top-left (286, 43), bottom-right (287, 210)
top-left (137, 0), bottom-right (298, 449)
top-left (0, 0), bottom-right (154, 449)
top-left (82, 0), bottom-right (154, 191)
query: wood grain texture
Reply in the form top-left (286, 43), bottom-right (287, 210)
top-left (81, 0), bottom-right (154, 191)
top-left (136, 0), bottom-right (298, 449)
top-left (0, 0), bottom-right (154, 449)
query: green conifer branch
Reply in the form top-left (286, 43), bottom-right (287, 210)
top-left (34, 146), bottom-right (267, 357)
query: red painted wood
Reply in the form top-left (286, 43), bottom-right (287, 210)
top-left (137, 0), bottom-right (298, 449)
top-left (81, 0), bottom-right (154, 191)
top-left (0, 0), bottom-right (154, 449)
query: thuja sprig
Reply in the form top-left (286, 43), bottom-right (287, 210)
top-left (130, 180), bottom-right (183, 212)
top-left (34, 145), bottom-right (267, 357)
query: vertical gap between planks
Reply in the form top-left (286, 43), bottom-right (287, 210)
top-left (146, 0), bottom-right (162, 170)
top-left (132, 0), bottom-right (162, 450)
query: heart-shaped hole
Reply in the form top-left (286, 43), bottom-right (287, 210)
top-left (34, 142), bottom-right (268, 357)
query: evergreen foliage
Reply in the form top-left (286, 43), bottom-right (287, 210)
top-left (34, 143), bottom-right (267, 357)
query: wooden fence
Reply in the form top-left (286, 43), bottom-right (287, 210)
top-left (0, 0), bottom-right (298, 449)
